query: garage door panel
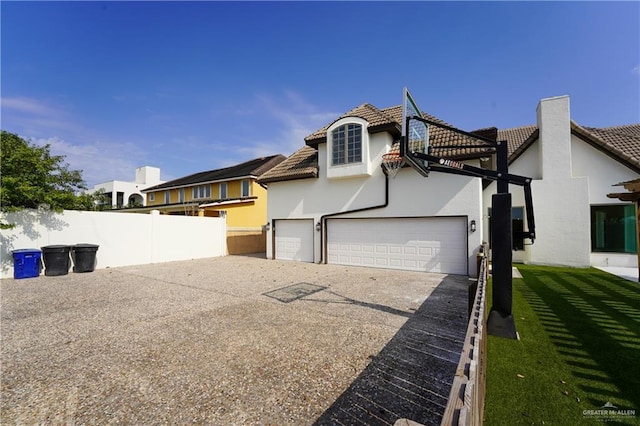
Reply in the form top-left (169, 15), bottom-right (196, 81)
top-left (327, 217), bottom-right (467, 274)
top-left (275, 220), bottom-right (314, 262)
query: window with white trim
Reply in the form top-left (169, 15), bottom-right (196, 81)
top-left (164, 190), bottom-right (170, 204)
top-left (178, 188), bottom-right (185, 203)
top-left (149, 193), bottom-right (155, 202)
top-left (220, 182), bottom-right (228, 199)
top-left (241, 180), bottom-right (250, 197)
top-left (192, 185), bottom-right (211, 199)
top-left (331, 124), bottom-right (362, 165)
top-left (326, 117), bottom-right (371, 179)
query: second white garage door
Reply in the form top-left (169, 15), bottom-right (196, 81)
top-left (327, 217), bottom-right (467, 274)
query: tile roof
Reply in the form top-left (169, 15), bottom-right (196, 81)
top-left (266, 103), bottom-right (501, 183)
top-left (258, 146), bottom-right (318, 184)
top-left (498, 122), bottom-right (640, 172)
top-left (306, 102), bottom-right (495, 153)
top-left (497, 125), bottom-right (538, 158)
top-left (572, 123), bottom-right (640, 172)
top-left (600, 124), bottom-right (640, 139)
top-left (304, 104), bottom-right (402, 142)
top-left (265, 102), bottom-right (640, 183)
top-left (143, 154), bottom-right (286, 192)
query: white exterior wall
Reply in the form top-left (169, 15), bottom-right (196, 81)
top-left (92, 166), bottom-right (164, 207)
top-left (572, 136), bottom-right (639, 267)
top-left (93, 180), bottom-right (148, 207)
top-left (571, 137), bottom-right (638, 203)
top-left (266, 132), bottom-right (484, 276)
top-left (0, 209), bottom-right (226, 279)
top-left (538, 96), bottom-right (573, 180)
top-left (482, 95), bottom-right (639, 268)
top-left (136, 166), bottom-right (161, 184)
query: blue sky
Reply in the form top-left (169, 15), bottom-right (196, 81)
top-left (2, 1), bottom-right (639, 187)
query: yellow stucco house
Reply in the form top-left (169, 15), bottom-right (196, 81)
top-left (140, 155), bottom-right (285, 254)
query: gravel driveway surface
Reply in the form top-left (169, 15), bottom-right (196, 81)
top-left (1, 255), bottom-right (464, 425)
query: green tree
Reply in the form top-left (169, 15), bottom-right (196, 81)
top-left (1, 130), bottom-right (99, 216)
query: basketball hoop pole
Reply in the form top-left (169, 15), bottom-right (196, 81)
top-left (404, 116), bottom-right (535, 339)
top-left (486, 140), bottom-right (518, 339)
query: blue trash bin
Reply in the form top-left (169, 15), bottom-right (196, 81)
top-left (12, 249), bottom-right (42, 279)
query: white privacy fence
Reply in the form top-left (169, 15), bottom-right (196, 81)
top-left (1, 209), bottom-right (227, 279)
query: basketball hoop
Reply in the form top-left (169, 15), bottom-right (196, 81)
top-left (382, 152), bottom-right (405, 178)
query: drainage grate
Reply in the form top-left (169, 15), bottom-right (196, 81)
top-left (263, 282), bottom-right (327, 303)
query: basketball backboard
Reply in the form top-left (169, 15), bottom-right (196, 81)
top-left (400, 87), bottom-right (431, 176)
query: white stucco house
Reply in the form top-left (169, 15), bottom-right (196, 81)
top-left (92, 166), bottom-right (164, 209)
top-left (258, 95), bottom-right (640, 276)
top-left (259, 104), bottom-right (489, 277)
top-left (485, 96), bottom-right (640, 269)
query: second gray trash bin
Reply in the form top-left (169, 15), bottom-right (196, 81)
top-left (72, 244), bottom-right (99, 273)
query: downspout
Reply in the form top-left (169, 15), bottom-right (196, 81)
top-left (319, 170), bottom-right (390, 263)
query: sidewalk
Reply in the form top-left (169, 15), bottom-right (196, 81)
top-left (596, 266), bottom-right (638, 282)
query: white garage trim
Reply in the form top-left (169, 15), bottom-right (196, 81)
top-left (326, 217), bottom-right (468, 274)
top-left (274, 219), bottom-right (314, 262)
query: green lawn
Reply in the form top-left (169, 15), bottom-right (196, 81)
top-left (484, 264), bottom-right (640, 425)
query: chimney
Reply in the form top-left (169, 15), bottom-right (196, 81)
top-left (536, 96), bottom-right (572, 180)
top-left (135, 166), bottom-right (161, 185)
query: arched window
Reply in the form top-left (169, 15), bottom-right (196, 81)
top-left (331, 123), bottom-right (362, 165)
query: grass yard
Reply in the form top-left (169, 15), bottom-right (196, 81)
top-left (484, 264), bottom-right (640, 425)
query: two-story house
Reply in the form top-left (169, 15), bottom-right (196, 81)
top-left (258, 95), bottom-right (639, 275)
top-left (92, 166), bottom-right (164, 209)
top-left (141, 155), bottom-right (285, 254)
top-left (258, 103), bottom-right (489, 277)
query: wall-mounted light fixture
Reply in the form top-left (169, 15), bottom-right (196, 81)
top-left (470, 220), bottom-right (477, 233)
top-left (264, 222), bottom-right (271, 231)
top-left (316, 221), bottom-right (322, 232)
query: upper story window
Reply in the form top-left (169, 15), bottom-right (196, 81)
top-left (164, 190), bottom-right (170, 204)
top-left (149, 193), bottom-right (155, 202)
top-left (220, 182), bottom-right (228, 199)
top-left (326, 117), bottom-right (371, 179)
top-left (192, 185), bottom-right (211, 199)
top-left (331, 124), bottom-right (362, 165)
top-left (178, 188), bottom-right (185, 203)
top-left (241, 180), bottom-right (250, 197)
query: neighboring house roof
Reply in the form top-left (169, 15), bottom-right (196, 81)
top-left (143, 155), bottom-right (286, 192)
top-left (258, 146), bottom-right (318, 184)
top-left (500, 122), bottom-right (640, 173)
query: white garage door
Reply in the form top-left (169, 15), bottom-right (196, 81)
top-left (275, 219), bottom-right (314, 262)
top-left (327, 217), bottom-right (467, 274)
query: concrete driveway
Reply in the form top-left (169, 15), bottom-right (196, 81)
top-left (1, 255), bottom-right (467, 425)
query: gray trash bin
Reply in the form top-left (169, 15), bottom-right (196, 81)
top-left (71, 244), bottom-right (99, 273)
top-left (41, 245), bottom-right (71, 276)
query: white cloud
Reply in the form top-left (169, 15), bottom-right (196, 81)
top-left (1, 96), bottom-right (79, 136)
top-left (3, 96), bottom-right (150, 186)
top-left (1, 97), bottom-right (59, 116)
top-left (33, 136), bottom-right (146, 187)
top-left (240, 91), bottom-right (337, 158)
top-left (633, 65), bottom-right (640, 76)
